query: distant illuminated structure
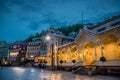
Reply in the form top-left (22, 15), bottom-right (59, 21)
top-left (45, 25), bottom-right (74, 69)
top-left (9, 41), bottom-right (26, 62)
top-left (0, 41), bottom-right (9, 60)
top-left (26, 38), bottom-right (41, 61)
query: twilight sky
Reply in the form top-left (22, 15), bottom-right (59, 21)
top-left (0, 0), bottom-right (120, 42)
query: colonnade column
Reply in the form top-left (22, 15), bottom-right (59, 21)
top-left (94, 43), bottom-right (97, 61)
top-left (47, 44), bottom-right (50, 66)
top-left (82, 45), bottom-right (84, 62)
top-left (66, 47), bottom-right (71, 63)
top-left (54, 42), bottom-right (57, 67)
top-left (99, 39), bottom-right (104, 57)
top-left (77, 45), bottom-right (80, 62)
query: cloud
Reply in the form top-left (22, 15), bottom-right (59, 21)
top-left (0, 0), bottom-right (120, 42)
top-left (27, 21), bottom-right (41, 30)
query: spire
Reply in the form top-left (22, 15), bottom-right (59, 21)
top-left (49, 25), bottom-right (54, 33)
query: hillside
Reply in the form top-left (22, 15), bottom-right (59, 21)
top-left (25, 23), bottom-right (83, 42)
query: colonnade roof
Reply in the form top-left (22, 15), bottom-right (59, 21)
top-left (57, 15), bottom-right (120, 49)
top-left (49, 33), bottom-right (74, 40)
top-left (58, 41), bottom-right (75, 48)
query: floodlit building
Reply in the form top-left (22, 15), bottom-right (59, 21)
top-left (42, 15), bottom-right (120, 74)
top-left (9, 41), bottom-right (26, 62)
top-left (57, 15), bottom-right (120, 73)
top-left (44, 26), bottom-right (74, 68)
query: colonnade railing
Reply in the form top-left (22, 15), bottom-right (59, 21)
top-left (58, 62), bottom-right (84, 66)
top-left (96, 59), bottom-right (120, 67)
top-left (46, 59), bottom-right (120, 67)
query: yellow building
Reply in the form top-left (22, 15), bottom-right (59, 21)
top-left (44, 26), bottom-right (74, 68)
top-left (57, 15), bottom-right (120, 70)
top-left (43, 15), bottom-right (120, 73)
top-left (46, 33), bottom-right (74, 67)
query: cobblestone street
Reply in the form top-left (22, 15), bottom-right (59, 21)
top-left (0, 67), bottom-right (120, 80)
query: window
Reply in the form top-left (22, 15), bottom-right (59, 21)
top-left (13, 45), bottom-right (17, 49)
top-left (111, 21), bottom-right (120, 27)
top-left (97, 27), bottom-right (106, 32)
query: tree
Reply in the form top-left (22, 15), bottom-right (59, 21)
top-left (25, 23), bottom-right (84, 42)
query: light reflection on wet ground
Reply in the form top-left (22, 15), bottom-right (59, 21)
top-left (0, 67), bottom-right (119, 80)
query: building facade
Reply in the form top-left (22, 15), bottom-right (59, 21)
top-left (26, 38), bottom-right (41, 61)
top-left (9, 41), bottom-right (26, 62)
top-left (34, 40), bottom-right (47, 63)
top-left (45, 26), bottom-right (74, 67)
top-left (57, 15), bottom-right (120, 69)
top-left (0, 41), bottom-right (9, 63)
top-left (40, 15), bottom-right (120, 72)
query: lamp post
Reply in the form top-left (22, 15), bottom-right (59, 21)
top-left (46, 35), bottom-right (50, 41)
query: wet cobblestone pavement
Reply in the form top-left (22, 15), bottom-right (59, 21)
top-left (0, 67), bottom-right (120, 80)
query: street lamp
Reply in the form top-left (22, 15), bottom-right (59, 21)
top-left (31, 55), bottom-right (33, 58)
top-left (30, 55), bottom-right (34, 62)
top-left (46, 35), bottom-right (51, 41)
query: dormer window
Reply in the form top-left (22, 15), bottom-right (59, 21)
top-left (97, 27), bottom-right (106, 32)
top-left (111, 21), bottom-right (120, 27)
top-left (13, 45), bottom-right (17, 49)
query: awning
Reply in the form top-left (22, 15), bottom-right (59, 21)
top-left (39, 50), bottom-right (47, 55)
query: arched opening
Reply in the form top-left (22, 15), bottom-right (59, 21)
top-left (71, 46), bottom-right (78, 63)
top-left (84, 41), bottom-right (95, 66)
top-left (58, 49), bottom-right (67, 63)
top-left (79, 49), bottom-right (83, 62)
top-left (67, 47), bottom-right (72, 63)
top-left (57, 50), bottom-right (61, 64)
top-left (102, 34), bottom-right (120, 60)
top-left (96, 44), bottom-right (102, 60)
